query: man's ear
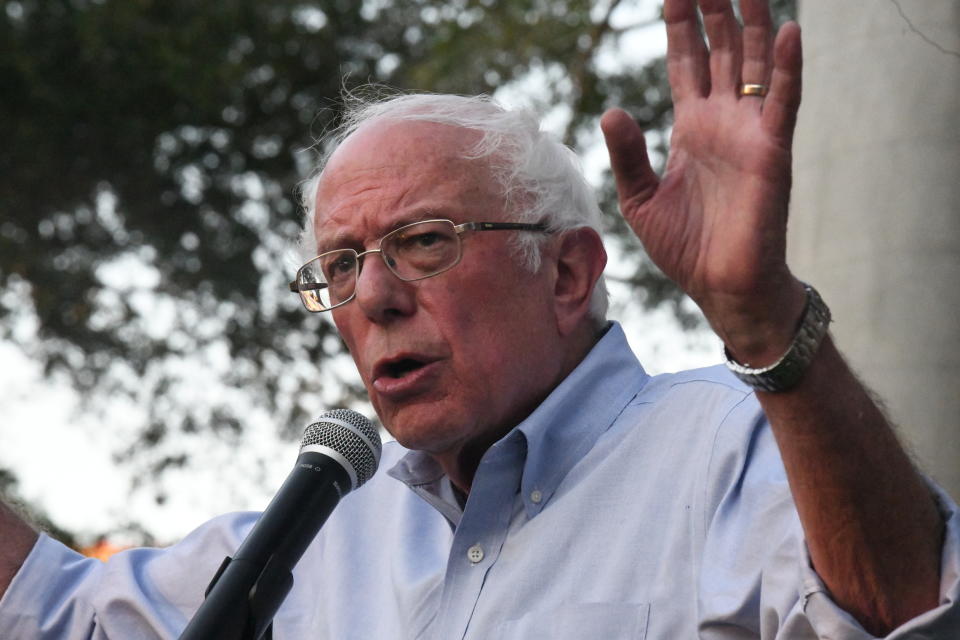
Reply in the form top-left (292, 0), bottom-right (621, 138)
top-left (552, 227), bottom-right (607, 337)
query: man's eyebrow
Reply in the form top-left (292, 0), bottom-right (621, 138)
top-left (388, 210), bottom-right (449, 230)
top-left (314, 230), bottom-right (355, 255)
top-left (315, 210), bottom-right (451, 253)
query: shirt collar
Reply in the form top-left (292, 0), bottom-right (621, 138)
top-left (512, 322), bottom-right (648, 518)
top-left (388, 322), bottom-right (648, 521)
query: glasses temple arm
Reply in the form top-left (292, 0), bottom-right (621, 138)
top-left (288, 281), bottom-right (329, 293)
top-left (457, 221), bottom-right (547, 233)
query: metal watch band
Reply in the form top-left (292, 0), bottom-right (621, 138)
top-left (723, 283), bottom-right (832, 393)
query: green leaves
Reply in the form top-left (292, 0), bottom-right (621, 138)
top-left (0, 0), bottom-right (794, 517)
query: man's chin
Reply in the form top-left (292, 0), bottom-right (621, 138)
top-left (378, 403), bottom-right (466, 455)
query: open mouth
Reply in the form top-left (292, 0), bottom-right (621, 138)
top-left (371, 354), bottom-right (441, 397)
top-left (382, 357), bottom-right (427, 379)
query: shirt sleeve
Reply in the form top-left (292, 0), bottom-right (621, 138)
top-left (797, 481), bottom-right (960, 639)
top-left (699, 396), bottom-right (960, 639)
top-left (0, 512), bottom-right (257, 640)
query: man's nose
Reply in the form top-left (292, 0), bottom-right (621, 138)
top-left (354, 251), bottom-right (416, 322)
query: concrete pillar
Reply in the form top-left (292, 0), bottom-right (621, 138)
top-left (788, 1), bottom-right (960, 497)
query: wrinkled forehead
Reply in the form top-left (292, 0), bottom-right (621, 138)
top-left (311, 120), bottom-right (507, 243)
top-left (320, 118), bottom-right (490, 191)
top-left (335, 118), bottom-right (481, 160)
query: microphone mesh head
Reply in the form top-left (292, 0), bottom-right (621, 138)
top-left (300, 409), bottom-right (381, 489)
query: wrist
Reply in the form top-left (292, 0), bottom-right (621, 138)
top-left (707, 277), bottom-right (808, 367)
top-left (722, 282), bottom-right (832, 392)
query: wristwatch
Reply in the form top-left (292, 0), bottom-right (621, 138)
top-left (723, 283), bottom-right (832, 392)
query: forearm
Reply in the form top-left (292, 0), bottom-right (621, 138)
top-left (602, 0), bottom-right (945, 629)
top-left (0, 499), bottom-right (39, 600)
top-left (756, 334), bottom-right (943, 635)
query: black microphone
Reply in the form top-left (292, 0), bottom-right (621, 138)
top-left (179, 409), bottom-right (382, 640)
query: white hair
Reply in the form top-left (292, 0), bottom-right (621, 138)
top-left (298, 91), bottom-right (608, 320)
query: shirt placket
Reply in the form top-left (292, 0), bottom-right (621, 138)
top-left (430, 435), bottom-right (525, 640)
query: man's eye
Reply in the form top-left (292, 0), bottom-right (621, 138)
top-left (324, 255), bottom-right (356, 278)
top-left (411, 232), bottom-right (441, 247)
top-left (399, 231), bottom-right (452, 252)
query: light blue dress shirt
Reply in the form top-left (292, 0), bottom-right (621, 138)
top-left (1, 323), bottom-right (958, 639)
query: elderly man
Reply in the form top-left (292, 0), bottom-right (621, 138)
top-left (1, 0), bottom-right (958, 638)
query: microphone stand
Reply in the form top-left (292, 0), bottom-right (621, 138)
top-left (176, 410), bottom-right (381, 640)
top-left (177, 450), bottom-right (349, 640)
top-left (179, 552), bottom-right (294, 640)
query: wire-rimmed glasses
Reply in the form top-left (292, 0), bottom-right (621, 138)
top-left (289, 219), bottom-right (548, 312)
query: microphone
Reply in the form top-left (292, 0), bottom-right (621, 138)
top-left (179, 409), bottom-right (382, 640)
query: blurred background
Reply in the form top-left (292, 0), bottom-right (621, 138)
top-left (7, 0), bottom-right (955, 559)
top-left (3, 0), bottom-right (780, 551)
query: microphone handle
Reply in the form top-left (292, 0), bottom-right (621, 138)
top-left (179, 451), bottom-right (352, 640)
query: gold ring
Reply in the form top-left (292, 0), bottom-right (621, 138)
top-left (740, 83), bottom-right (768, 97)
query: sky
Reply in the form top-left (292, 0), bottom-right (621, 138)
top-left (0, 0), bottom-right (728, 545)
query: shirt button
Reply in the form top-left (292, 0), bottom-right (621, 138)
top-left (530, 490), bottom-right (543, 504)
top-left (467, 544), bottom-right (484, 564)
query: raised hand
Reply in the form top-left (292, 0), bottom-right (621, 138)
top-left (601, 0), bottom-right (804, 365)
top-left (599, 3), bottom-right (947, 633)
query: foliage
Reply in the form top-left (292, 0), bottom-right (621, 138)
top-left (0, 0), bottom-right (795, 516)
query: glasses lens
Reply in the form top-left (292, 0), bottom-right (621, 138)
top-left (382, 220), bottom-right (461, 280)
top-left (297, 250), bottom-right (358, 311)
top-left (318, 250), bottom-right (359, 307)
top-left (296, 261), bottom-right (329, 311)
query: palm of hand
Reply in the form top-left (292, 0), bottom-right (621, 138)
top-left (634, 98), bottom-right (793, 308)
top-left (601, 4), bottom-right (804, 340)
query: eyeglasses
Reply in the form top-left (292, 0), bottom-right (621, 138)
top-left (289, 218), bottom-right (548, 312)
